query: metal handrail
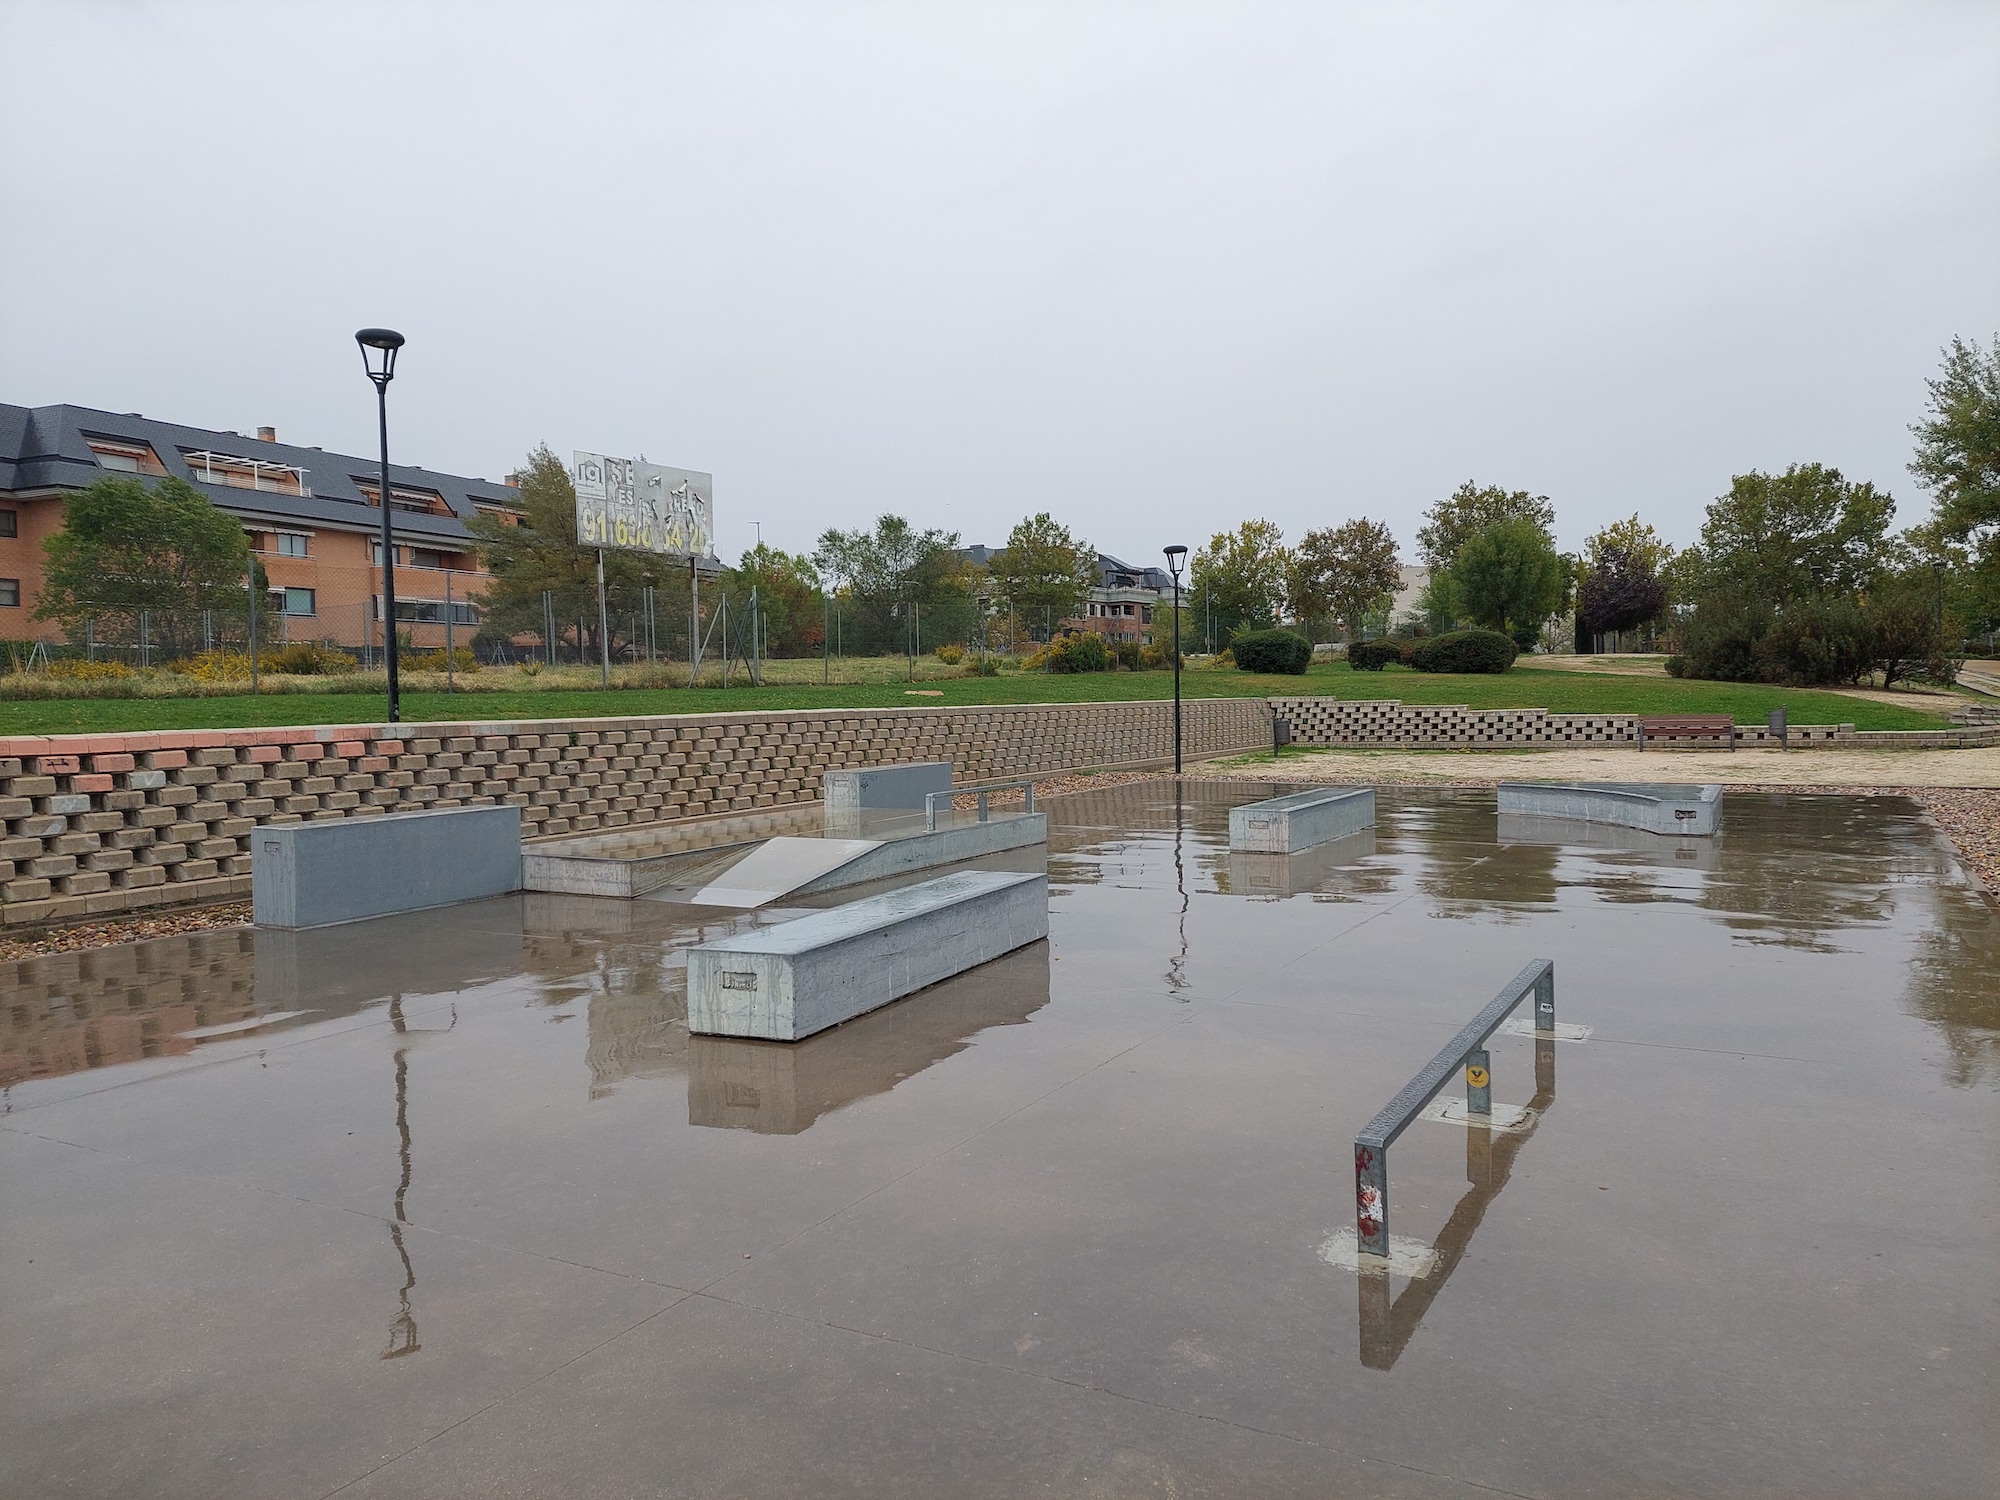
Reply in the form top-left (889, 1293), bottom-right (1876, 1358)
top-left (924, 779), bottom-right (1037, 832)
top-left (1354, 960), bottom-right (1554, 1258)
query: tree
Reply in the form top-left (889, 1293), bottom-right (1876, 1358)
top-left (1292, 519), bottom-right (1401, 641)
top-left (1675, 464), bottom-right (1895, 606)
top-left (987, 513), bottom-right (1096, 630)
top-left (1451, 519), bottom-right (1570, 648)
top-left (811, 515), bottom-right (976, 653)
top-left (724, 545), bottom-right (824, 657)
top-left (35, 474), bottom-right (258, 658)
top-left (1583, 514), bottom-right (1675, 577)
top-left (1416, 482), bottom-right (1556, 572)
top-left (1910, 334), bottom-right (2000, 552)
top-left (466, 444), bottom-right (682, 658)
top-left (1577, 542), bottom-right (1669, 643)
top-left (1190, 520), bottom-right (1287, 644)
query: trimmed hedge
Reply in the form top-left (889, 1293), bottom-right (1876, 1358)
top-left (1347, 640), bottom-right (1402, 671)
top-left (1231, 629), bottom-right (1312, 675)
top-left (1407, 629), bottom-right (1518, 674)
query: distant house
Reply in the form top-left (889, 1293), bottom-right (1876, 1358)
top-left (0, 402), bottom-right (523, 650)
top-left (1387, 564), bottom-right (1430, 632)
top-left (960, 546), bottom-right (1173, 644)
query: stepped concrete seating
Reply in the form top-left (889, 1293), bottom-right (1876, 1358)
top-left (1229, 786), bottom-right (1376, 854)
top-left (1496, 782), bottom-right (1722, 836)
top-left (252, 805), bottom-right (522, 929)
top-left (687, 870), bottom-right (1049, 1041)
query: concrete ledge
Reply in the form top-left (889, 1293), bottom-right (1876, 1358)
top-left (1497, 782), bottom-right (1721, 836)
top-left (252, 805), bottom-right (522, 928)
top-left (687, 870), bottom-right (1049, 1040)
top-left (1229, 786), bottom-right (1376, 853)
top-left (822, 761), bottom-right (952, 817)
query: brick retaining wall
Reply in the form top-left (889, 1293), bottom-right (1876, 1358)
top-left (0, 698), bottom-right (1271, 928)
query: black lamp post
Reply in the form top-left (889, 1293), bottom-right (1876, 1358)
top-left (1164, 545), bottom-right (1188, 774)
top-left (356, 328), bottom-right (405, 722)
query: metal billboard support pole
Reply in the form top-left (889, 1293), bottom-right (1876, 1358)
top-left (690, 555), bottom-right (701, 685)
top-left (445, 573), bottom-right (455, 693)
top-left (596, 548), bottom-right (611, 688)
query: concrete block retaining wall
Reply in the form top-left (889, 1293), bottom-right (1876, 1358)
top-left (0, 697), bottom-right (1269, 928)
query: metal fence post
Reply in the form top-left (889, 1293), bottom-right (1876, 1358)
top-left (1534, 964), bottom-right (1555, 1033)
top-left (1465, 1048), bottom-right (1491, 1116)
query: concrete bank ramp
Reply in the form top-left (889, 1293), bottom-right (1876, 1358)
top-left (660, 836), bottom-right (882, 908)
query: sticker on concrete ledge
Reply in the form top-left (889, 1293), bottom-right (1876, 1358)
top-left (1421, 1096), bottom-right (1537, 1132)
top-left (1497, 1018), bottom-right (1592, 1042)
top-left (1318, 1228), bottom-right (1438, 1279)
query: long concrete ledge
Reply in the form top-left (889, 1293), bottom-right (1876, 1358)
top-left (252, 805), bottom-right (522, 929)
top-left (1229, 786), bottom-right (1376, 853)
top-left (1496, 782), bottom-right (1721, 836)
top-left (687, 870), bottom-right (1050, 1040)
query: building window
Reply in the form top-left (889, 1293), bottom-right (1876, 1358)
top-left (0, 579), bottom-right (18, 607)
top-left (85, 438), bottom-right (167, 476)
top-left (357, 482), bottom-right (446, 516)
top-left (184, 449), bottom-right (308, 495)
top-left (275, 532), bottom-right (309, 557)
top-left (279, 588), bottom-right (315, 617)
top-left (371, 541), bottom-right (399, 565)
top-left (408, 547), bottom-right (446, 570)
top-left (0, 509), bottom-right (16, 538)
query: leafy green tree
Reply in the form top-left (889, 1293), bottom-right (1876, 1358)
top-left (811, 515), bottom-right (976, 653)
top-left (466, 444), bottom-right (681, 657)
top-left (1451, 518), bottom-right (1570, 648)
top-left (1583, 514), bottom-right (1675, 577)
top-left (35, 474), bottom-right (259, 658)
top-left (723, 545), bottom-right (823, 657)
top-left (1292, 519), bottom-right (1401, 641)
top-left (1416, 482), bottom-right (1556, 571)
top-left (1910, 334), bottom-right (2000, 632)
top-left (1675, 465), bottom-right (1895, 606)
top-left (1577, 542), bottom-right (1668, 642)
top-left (987, 513), bottom-right (1096, 630)
top-left (1190, 519), bottom-right (1287, 643)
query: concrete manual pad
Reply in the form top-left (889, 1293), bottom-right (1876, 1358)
top-left (1497, 779), bottom-right (1722, 836)
top-left (687, 870), bottom-right (1050, 1040)
top-left (5, 784), bottom-right (1997, 1499)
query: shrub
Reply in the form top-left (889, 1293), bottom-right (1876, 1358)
top-left (969, 655), bottom-right (1001, 676)
top-left (934, 643), bottom-right (965, 665)
top-left (1138, 642), bottom-right (1182, 669)
top-left (44, 657), bottom-right (138, 681)
top-left (403, 647), bottom-right (481, 674)
top-left (175, 651), bottom-right (252, 682)
top-left (1048, 632), bottom-right (1110, 673)
top-left (1673, 595), bottom-right (1871, 686)
top-left (1230, 629), bottom-right (1312, 674)
top-left (1347, 640), bottom-right (1402, 671)
top-left (263, 642), bottom-right (353, 675)
top-left (1108, 641), bottom-right (1144, 670)
top-left (1407, 629), bottom-right (1519, 674)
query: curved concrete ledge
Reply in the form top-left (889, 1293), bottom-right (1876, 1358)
top-left (1496, 782), bottom-right (1721, 836)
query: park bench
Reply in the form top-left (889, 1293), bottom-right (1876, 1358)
top-left (1637, 714), bottom-right (1736, 750)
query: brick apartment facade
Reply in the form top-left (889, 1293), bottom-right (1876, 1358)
top-left (0, 403), bottom-right (526, 652)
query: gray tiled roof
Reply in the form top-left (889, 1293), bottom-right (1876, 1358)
top-left (0, 402), bottom-right (520, 546)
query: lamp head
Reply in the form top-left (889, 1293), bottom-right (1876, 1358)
top-left (355, 327), bottom-right (405, 385)
top-left (1163, 544), bottom-right (1188, 579)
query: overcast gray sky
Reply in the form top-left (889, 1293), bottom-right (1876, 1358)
top-left (3, 1), bottom-right (1996, 566)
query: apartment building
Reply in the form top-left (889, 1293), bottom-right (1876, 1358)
top-left (958, 545), bottom-right (1172, 644)
top-left (0, 403), bottom-right (523, 651)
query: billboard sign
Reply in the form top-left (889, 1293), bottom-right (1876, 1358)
top-left (572, 452), bottom-right (713, 559)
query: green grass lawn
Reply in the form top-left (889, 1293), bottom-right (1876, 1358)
top-left (0, 661), bottom-right (1949, 736)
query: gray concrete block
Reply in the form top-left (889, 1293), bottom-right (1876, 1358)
top-left (1229, 786), bottom-right (1376, 853)
top-left (687, 870), bottom-right (1049, 1041)
top-left (789, 815), bottom-right (1046, 897)
top-left (252, 804), bottom-right (522, 929)
top-left (1496, 782), bottom-right (1721, 836)
top-left (822, 761), bottom-right (952, 818)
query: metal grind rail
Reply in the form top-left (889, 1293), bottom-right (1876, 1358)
top-left (924, 780), bottom-right (1036, 833)
top-left (1353, 960), bottom-right (1554, 1259)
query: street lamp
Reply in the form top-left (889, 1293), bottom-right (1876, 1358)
top-left (1164, 545), bottom-right (1188, 774)
top-left (356, 328), bottom-right (406, 722)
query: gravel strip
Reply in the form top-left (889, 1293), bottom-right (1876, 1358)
top-left (0, 901), bottom-right (252, 962)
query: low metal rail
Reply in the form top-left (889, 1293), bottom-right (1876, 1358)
top-left (924, 779), bottom-right (1036, 833)
top-left (1353, 960), bottom-right (1554, 1258)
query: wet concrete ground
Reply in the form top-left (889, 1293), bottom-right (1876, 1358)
top-left (3, 784), bottom-right (1996, 1498)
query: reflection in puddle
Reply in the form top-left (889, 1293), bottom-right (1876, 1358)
top-left (687, 942), bottom-right (1051, 1133)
